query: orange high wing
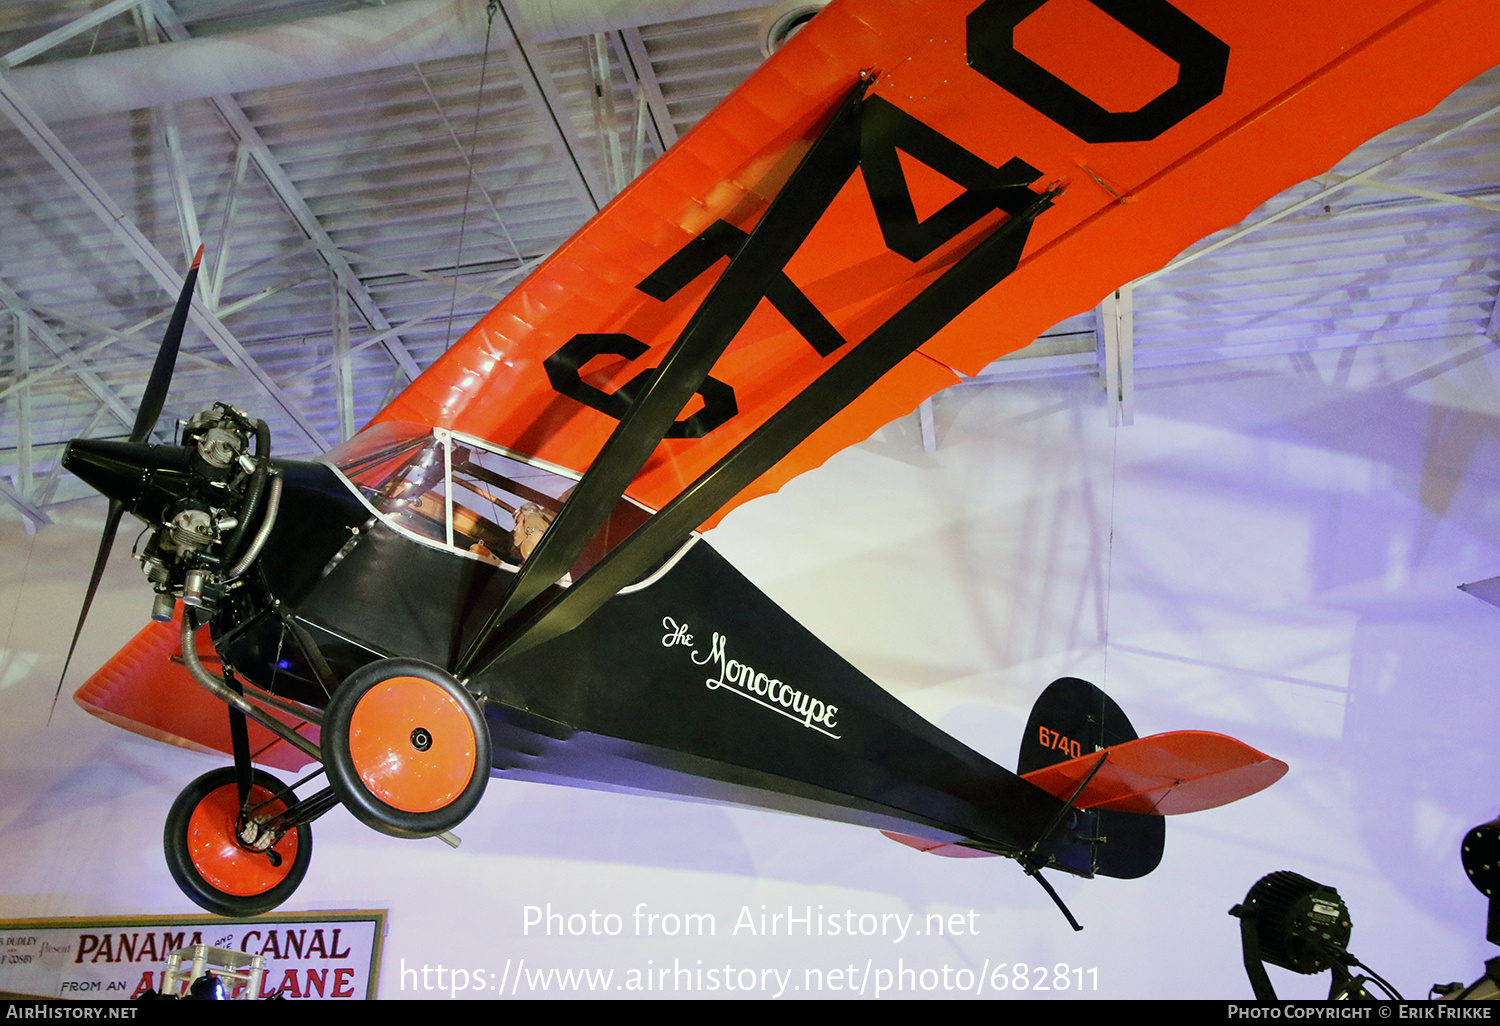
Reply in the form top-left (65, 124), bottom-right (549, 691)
top-left (373, 0), bottom-right (1500, 530)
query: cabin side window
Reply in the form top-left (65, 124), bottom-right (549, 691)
top-left (321, 424), bottom-right (656, 579)
top-left (446, 441), bottom-right (572, 565)
top-left (322, 423), bottom-right (451, 544)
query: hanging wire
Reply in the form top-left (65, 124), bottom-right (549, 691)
top-left (442, 0), bottom-right (502, 351)
top-left (1100, 406), bottom-right (1119, 689)
top-left (414, 64), bottom-right (526, 268)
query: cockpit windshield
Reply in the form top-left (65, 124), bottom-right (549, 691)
top-left (321, 423), bottom-right (655, 579)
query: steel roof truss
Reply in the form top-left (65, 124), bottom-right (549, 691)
top-left (14, 313), bottom-right (31, 497)
top-left (498, 0), bottom-right (606, 212)
top-left (587, 33), bottom-right (631, 196)
top-left (332, 275), bottom-right (355, 443)
top-left (0, 68), bottom-right (330, 450)
top-left (411, 62), bottom-right (531, 269)
top-left (0, 474), bottom-right (50, 531)
top-left (324, 246), bottom-right (514, 303)
top-left (148, 0), bottom-right (423, 387)
top-left (1095, 286), bottom-right (1135, 428)
top-left (0, 282), bottom-right (137, 434)
top-left (156, 103), bottom-right (204, 269)
top-left (1143, 99), bottom-right (1500, 286)
top-left (205, 144), bottom-right (252, 314)
top-left (617, 26), bottom-right (678, 151)
top-left (1317, 173), bottom-right (1500, 215)
top-left (1, 0), bottom-right (144, 69)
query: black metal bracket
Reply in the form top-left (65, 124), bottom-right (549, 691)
top-left (254, 784), bottom-right (342, 838)
top-left (1030, 750), bottom-right (1108, 860)
top-left (1023, 861), bottom-right (1083, 932)
top-left (1013, 750), bottom-right (1109, 933)
top-left (1228, 903), bottom-right (1279, 1000)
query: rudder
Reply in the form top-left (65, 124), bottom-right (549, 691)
top-left (1020, 677), bottom-right (1165, 880)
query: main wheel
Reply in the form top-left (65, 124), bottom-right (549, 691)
top-left (324, 658), bottom-right (491, 839)
top-left (164, 767), bottom-right (311, 917)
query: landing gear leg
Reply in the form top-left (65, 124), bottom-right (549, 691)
top-left (164, 767), bottom-right (312, 917)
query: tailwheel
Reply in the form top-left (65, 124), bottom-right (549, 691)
top-left (324, 658), bottom-right (491, 839)
top-left (164, 767), bottom-right (311, 917)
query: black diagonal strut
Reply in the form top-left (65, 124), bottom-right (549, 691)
top-left (471, 183), bottom-right (1058, 673)
top-left (454, 76), bottom-right (873, 675)
top-left (224, 666), bottom-right (254, 810)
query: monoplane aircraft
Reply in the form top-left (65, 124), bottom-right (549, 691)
top-left (54, 0), bottom-right (1500, 919)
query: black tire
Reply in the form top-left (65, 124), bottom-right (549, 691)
top-left (164, 767), bottom-right (311, 917)
top-left (324, 657), bottom-right (491, 839)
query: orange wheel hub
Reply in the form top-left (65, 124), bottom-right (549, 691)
top-left (347, 676), bottom-right (477, 813)
top-left (186, 784), bottom-right (297, 897)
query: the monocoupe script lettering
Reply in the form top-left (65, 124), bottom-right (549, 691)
top-left (662, 617), bottom-right (840, 738)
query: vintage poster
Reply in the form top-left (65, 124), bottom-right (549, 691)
top-left (0, 912), bottom-right (383, 1000)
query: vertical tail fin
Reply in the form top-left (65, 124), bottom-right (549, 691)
top-left (1019, 676), bottom-right (1139, 772)
top-left (1020, 677), bottom-right (1165, 880)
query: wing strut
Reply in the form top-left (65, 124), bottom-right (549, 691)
top-left (465, 179), bottom-right (1059, 672)
top-left (454, 75), bottom-right (874, 675)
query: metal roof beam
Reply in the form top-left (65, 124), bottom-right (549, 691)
top-left (0, 313), bottom-right (55, 533)
top-left (587, 33), bottom-right (632, 196)
top-left (1, 0), bottom-right (143, 69)
top-left (1316, 174), bottom-right (1500, 215)
top-left (333, 277), bottom-right (355, 443)
top-left (0, 474), bottom-right (50, 530)
top-left (617, 26), bottom-right (678, 151)
top-left (301, 260), bottom-right (542, 375)
top-left (205, 144), bottom-right (252, 312)
top-left (157, 101), bottom-right (204, 268)
top-left (149, 3), bottom-right (424, 385)
top-left (498, 0), bottom-right (607, 213)
top-left (0, 67), bottom-right (331, 451)
top-left (7, 264), bottom-right (325, 411)
top-left (129, 7), bottom-right (205, 269)
top-left (1095, 286), bottom-right (1134, 427)
top-left (9, 0), bottom-right (776, 122)
top-left (411, 63), bottom-right (531, 269)
top-left (0, 282), bottom-right (138, 433)
top-left (324, 246), bottom-right (515, 302)
top-left (13, 313), bottom-right (32, 504)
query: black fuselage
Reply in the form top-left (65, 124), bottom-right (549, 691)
top-left (66, 442), bottom-right (1093, 874)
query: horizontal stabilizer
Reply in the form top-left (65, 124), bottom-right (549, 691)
top-left (1020, 731), bottom-right (1287, 816)
top-left (880, 831), bottom-right (1000, 859)
top-left (1460, 576), bottom-right (1500, 610)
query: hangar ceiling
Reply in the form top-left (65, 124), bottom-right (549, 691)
top-left (0, 0), bottom-right (1497, 528)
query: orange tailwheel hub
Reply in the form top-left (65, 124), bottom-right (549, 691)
top-left (164, 767), bottom-right (312, 917)
top-left (187, 782), bottom-right (299, 895)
